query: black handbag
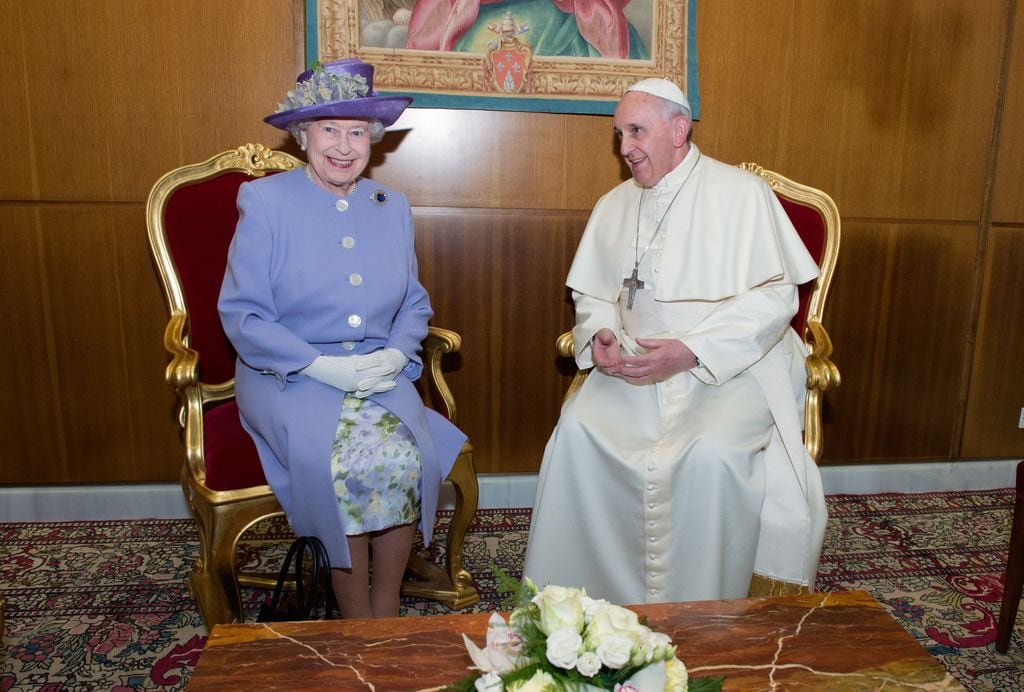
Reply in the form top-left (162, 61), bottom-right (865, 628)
top-left (257, 535), bottom-right (334, 622)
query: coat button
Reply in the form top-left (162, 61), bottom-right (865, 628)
top-left (349, 273), bottom-right (363, 286)
top-left (335, 199), bottom-right (349, 212)
top-left (341, 236), bottom-right (355, 248)
top-left (347, 314), bottom-right (362, 328)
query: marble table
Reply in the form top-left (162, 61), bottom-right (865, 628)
top-left (189, 590), bottom-right (962, 690)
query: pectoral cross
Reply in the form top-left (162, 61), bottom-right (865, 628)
top-left (623, 266), bottom-right (644, 310)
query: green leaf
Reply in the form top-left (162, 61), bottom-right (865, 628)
top-left (439, 672), bottom-right (480, 692)
top-left (490, 564), bottom-right (534, 611)
top-left (688, 674), bottom-right (726, 691)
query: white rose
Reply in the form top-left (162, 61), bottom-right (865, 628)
top-left (507, 670), bottom-right (557, 691)
top-left (475, 671), bottom-right (505, 691)
top-left (585, 603), bottom-right (647, 650)
top-left (596, 634), bottom-right (634, 669)
top-left (664, 657), bottom-right (689, 692)
top-left (545, 626), bottom-right (583, 669)
top-left (576, 651), bottom-right (602, 677)
top-left (648, 632), bottom-right (677, 664)
top-left (532, 584), bottom-right (586, 635)
top-left (633, 630), bottom-right (676, 667)
top-left (582, 596), bottom-right (610, 622)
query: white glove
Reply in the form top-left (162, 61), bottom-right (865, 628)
top-left (302, 355), bottom-right (393, 395)
top-left (346, 349), bottom-right (408, 397)
top-left (378, 348), bottom-right (408, 374)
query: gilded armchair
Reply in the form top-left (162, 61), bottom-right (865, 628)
top-left (146, 143), bottom-right (479, 630)
top-left (557, 163), bottom-right (840, 464)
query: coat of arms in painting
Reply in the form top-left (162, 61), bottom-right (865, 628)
top-left (483, 11), bottom-right (534, 93)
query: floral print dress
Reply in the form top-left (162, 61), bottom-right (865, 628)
top-left (330, 396), bottom-right (422, 534)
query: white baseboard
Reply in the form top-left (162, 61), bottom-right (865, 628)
top-left (0, 460), bottom-right (1018, 522)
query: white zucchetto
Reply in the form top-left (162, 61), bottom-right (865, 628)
top-left (625, 78), bottom-right (691, 114)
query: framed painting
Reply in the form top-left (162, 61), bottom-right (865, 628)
top-left (306, 0), bottom-right (699, 116)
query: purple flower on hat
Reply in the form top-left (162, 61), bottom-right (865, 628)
top-left (264, 57), bottom-right (413, 130)
top-left (276, 61), bottom-right (371, 113)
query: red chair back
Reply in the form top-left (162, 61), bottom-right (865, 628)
top-left (163, 171), bottom-right (272, 490)
top-left (150, 148), bottom-right (302, 491)
top-left (163, 172), bottom-right (252, 384)
top-left (777, 196), bottom-right (827, 338)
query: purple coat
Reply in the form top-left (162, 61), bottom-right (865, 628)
top-left (218, 168), bottom-right (466, 568)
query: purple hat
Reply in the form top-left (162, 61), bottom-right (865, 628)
top-left (264, 58), bottom-right (412, 130)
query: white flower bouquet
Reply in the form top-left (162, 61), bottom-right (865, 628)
top-left (445, 573), bottom-right (723, 691)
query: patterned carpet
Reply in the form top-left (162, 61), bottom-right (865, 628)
top-left (1, 489), bottom-right (1022, 691)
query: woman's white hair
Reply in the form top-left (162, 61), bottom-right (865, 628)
top-left (289, 118), bottom-right (387, 146)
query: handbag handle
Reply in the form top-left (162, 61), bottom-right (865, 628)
top-left (261, 536), bottom-right (333, 621)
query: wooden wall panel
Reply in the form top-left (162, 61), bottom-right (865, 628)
top-left (0, 0), bottom-right (304, 202)
top-left (0, 0), bottom-right (301, 485)
top-left (414, 209), bottom-right (586, 472)
top-left (372, 108), bottom-right (624, 211)
top-left (0, 2), bottom-right (35, 199)
top-left (961, 228), bottom-right (1024, 455)
top-left (0, 1), bottom-right (1022, 485)
top-left (0, 206), bottom-right (63, 476)
top-left (36, 205), bottom-right (179, 482)
top-left (992, 3), bottom-right (1024, 221)
top-left (694, 0), bottom-right (1003, 221)
top-left (823, 222), bottom-right (979, 461)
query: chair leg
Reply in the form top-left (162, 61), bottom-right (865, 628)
top-left (996, 494), bottom-right (1024, 653)
top-left (188, 505), bottom-right (246, 630)
top-left (402, 444), bottom-right (480, 608)
top-left (445, 445), bottom-right (480, 594)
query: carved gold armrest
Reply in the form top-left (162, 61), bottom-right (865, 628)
top-left (803, 318), bottom-right (840, 463)
top-left (164, 311), bottom-right (233, 409)
top-left (556, 331), bottom-right (591, 402)
top-left (556, 330), bottom-right (574, 359)
top-left (804, 319), bottom-right (841, 392)
top-left (163, 311), bottom-right (199, 390)
top-left (423, 326), bottom-right (462, 424)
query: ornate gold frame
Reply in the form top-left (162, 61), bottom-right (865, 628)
top-left (146, 143), bottom-right (479, 629)
top-left (314, 0), bottom-right (690, 110)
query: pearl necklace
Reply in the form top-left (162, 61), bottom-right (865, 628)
top-left (305, 165), bottom-right (358, 196)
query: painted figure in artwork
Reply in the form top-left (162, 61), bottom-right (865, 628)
top-left (361, 0), bottom-right (651, 59)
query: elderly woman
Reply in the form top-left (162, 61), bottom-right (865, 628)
top-left (218, 58), bottom-right (466, 619)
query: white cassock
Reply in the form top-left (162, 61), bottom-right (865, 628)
top-left (522, 146), bottom-right (828, 604)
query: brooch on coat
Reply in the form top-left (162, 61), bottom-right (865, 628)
top-left (371, 189), bottom-right (388, 205)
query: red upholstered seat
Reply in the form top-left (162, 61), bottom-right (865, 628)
top-left (163, 171), bottom-right (270, 492)
top-left (202, 401), bottom-right (265, 491)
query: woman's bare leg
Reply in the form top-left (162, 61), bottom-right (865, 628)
top-left (368, 522), bottom-right (417, 617)
top-left (331, 535), bottom-right (372, 619)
